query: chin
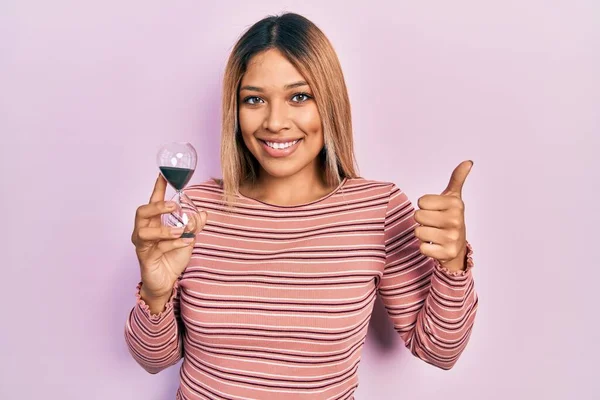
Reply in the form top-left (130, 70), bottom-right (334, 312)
top-left (260, 159), bottom-right (307, 179)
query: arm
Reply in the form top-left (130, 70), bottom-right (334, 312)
top-left (377, 184), bottom-right (478, 369)
top-left (124, 279), bottom-right (184, 374)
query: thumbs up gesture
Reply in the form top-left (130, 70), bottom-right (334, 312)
top-left (414, 160), bottom-right (473, 272)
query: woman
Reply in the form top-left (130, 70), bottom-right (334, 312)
top-left (125, 12), bottom-right (478, 400)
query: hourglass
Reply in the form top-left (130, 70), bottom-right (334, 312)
top-left (156, 142), bottom-right (200, 238)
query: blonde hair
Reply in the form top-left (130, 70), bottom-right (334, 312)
top-left (219, 12), bottom-right (358, 205)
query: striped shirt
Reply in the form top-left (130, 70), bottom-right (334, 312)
top-left (124, 178), bottom-right (478, 399)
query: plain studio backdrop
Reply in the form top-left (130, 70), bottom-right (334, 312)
top-left (1, 1), bottom-right (598, 399)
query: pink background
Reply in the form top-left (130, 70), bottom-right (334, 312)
top-left (1, 1), bottom-right (598, 399)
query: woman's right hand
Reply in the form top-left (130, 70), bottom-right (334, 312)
top-left (131, 174), bottom-right (207, 311)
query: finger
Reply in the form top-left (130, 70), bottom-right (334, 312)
top-left (441, 160), bottom-right (473, 198)
top-left (143, 237), bottom-right (195, 264)
top-left (414, 209), bottom-right (461, 229)
top-left (184, 209), bottom-right (207, 231)
top-left (150, 173), bottom-right (168, 203)
top-left (192, 211), bottom-right (208, 234)
top-left (156, 237), bottom-right (195, 254)
top-left (414, 225), bottom-right (446, 245)
top-left (418, 241), bottom-right (449, 261)
top-left (137, 226), bottom-right (186, 242)
top-left (136, 200), bottom-right (177, 223)
top-left (183, 212), bottom-right (197, 233)
top-left (417, 194), bottom-right (464, 211)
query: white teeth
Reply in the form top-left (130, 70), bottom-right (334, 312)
top-left (266, 140), bottom-right (298, 149)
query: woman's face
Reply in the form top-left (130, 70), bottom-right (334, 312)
top-left (238, 48), bottom-right (324, 181)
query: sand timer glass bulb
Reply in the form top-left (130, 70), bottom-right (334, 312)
top-left (156, 142), bottom-right (200, 238)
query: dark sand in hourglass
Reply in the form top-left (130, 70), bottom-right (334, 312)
top-left (159, 166), bottom-right (195, 191)
top-left (160, 166), bottom-right (196, 238)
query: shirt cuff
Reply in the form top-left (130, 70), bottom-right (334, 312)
top-left (134, 280), bottom-right (179, 322)
top-left (434, 241), bottom-right (474, 278)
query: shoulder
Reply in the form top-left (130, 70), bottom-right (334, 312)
top-left (344, 177), bottom-right (400, 198)
top-left (183, 178), bottom-right (224, 203)
top-left (344, 177), bottom-right (412, 212)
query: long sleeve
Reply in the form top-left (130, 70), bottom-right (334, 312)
top-left (124, 280), bottom-right (184, 374)
top-left (377, 184), bottom-right (479, 370)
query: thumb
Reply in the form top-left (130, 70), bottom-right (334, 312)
top-left (441, 160), bottom-right (474, 197)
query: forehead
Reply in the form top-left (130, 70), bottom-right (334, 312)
top-left (241, 49), bottom-right (306, 87)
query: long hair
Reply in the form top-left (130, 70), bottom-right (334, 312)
top-left (220, 12), bottom-right (358, 204)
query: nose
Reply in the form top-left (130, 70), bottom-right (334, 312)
top-left (263, 101), bottom-right (290, 133)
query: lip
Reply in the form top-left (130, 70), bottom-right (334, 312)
top-left (258, 138), bottom-right (302, 158)
top-left (257, 138), bottom-right (303, 143)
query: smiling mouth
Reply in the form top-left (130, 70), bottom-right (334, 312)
top-left (257, 138), bottom-right (303, 158)
top-left (259, 139), bottom-right (302, 149)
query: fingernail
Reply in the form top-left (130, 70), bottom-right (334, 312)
top-left (182, 237), bottom-right (195, 243)
top-left (171, 228), bottom-right (184, 237)
top-left (166, 201), bottom-right (176, 208)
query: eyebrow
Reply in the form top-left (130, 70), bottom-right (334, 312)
top-left (239, 81), bottom-right (309, 92)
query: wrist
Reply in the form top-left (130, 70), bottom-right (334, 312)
top-left (139, 278), bottom-right (175, 299)
top-left (442, 247), bottom-right (468, 272)
top-left (140, 285), bottom-right (172, 315)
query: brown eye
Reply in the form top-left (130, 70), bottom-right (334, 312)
top-left (243, 96), bottom-right (264, 105)
top-left (291, 93), bottom-right (312, 103)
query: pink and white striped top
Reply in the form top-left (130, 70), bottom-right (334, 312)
top-left (124, 178), bottom-right (478, 399)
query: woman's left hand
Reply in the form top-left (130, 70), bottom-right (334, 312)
top-left (414, 160), bottom-right (473, 272)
